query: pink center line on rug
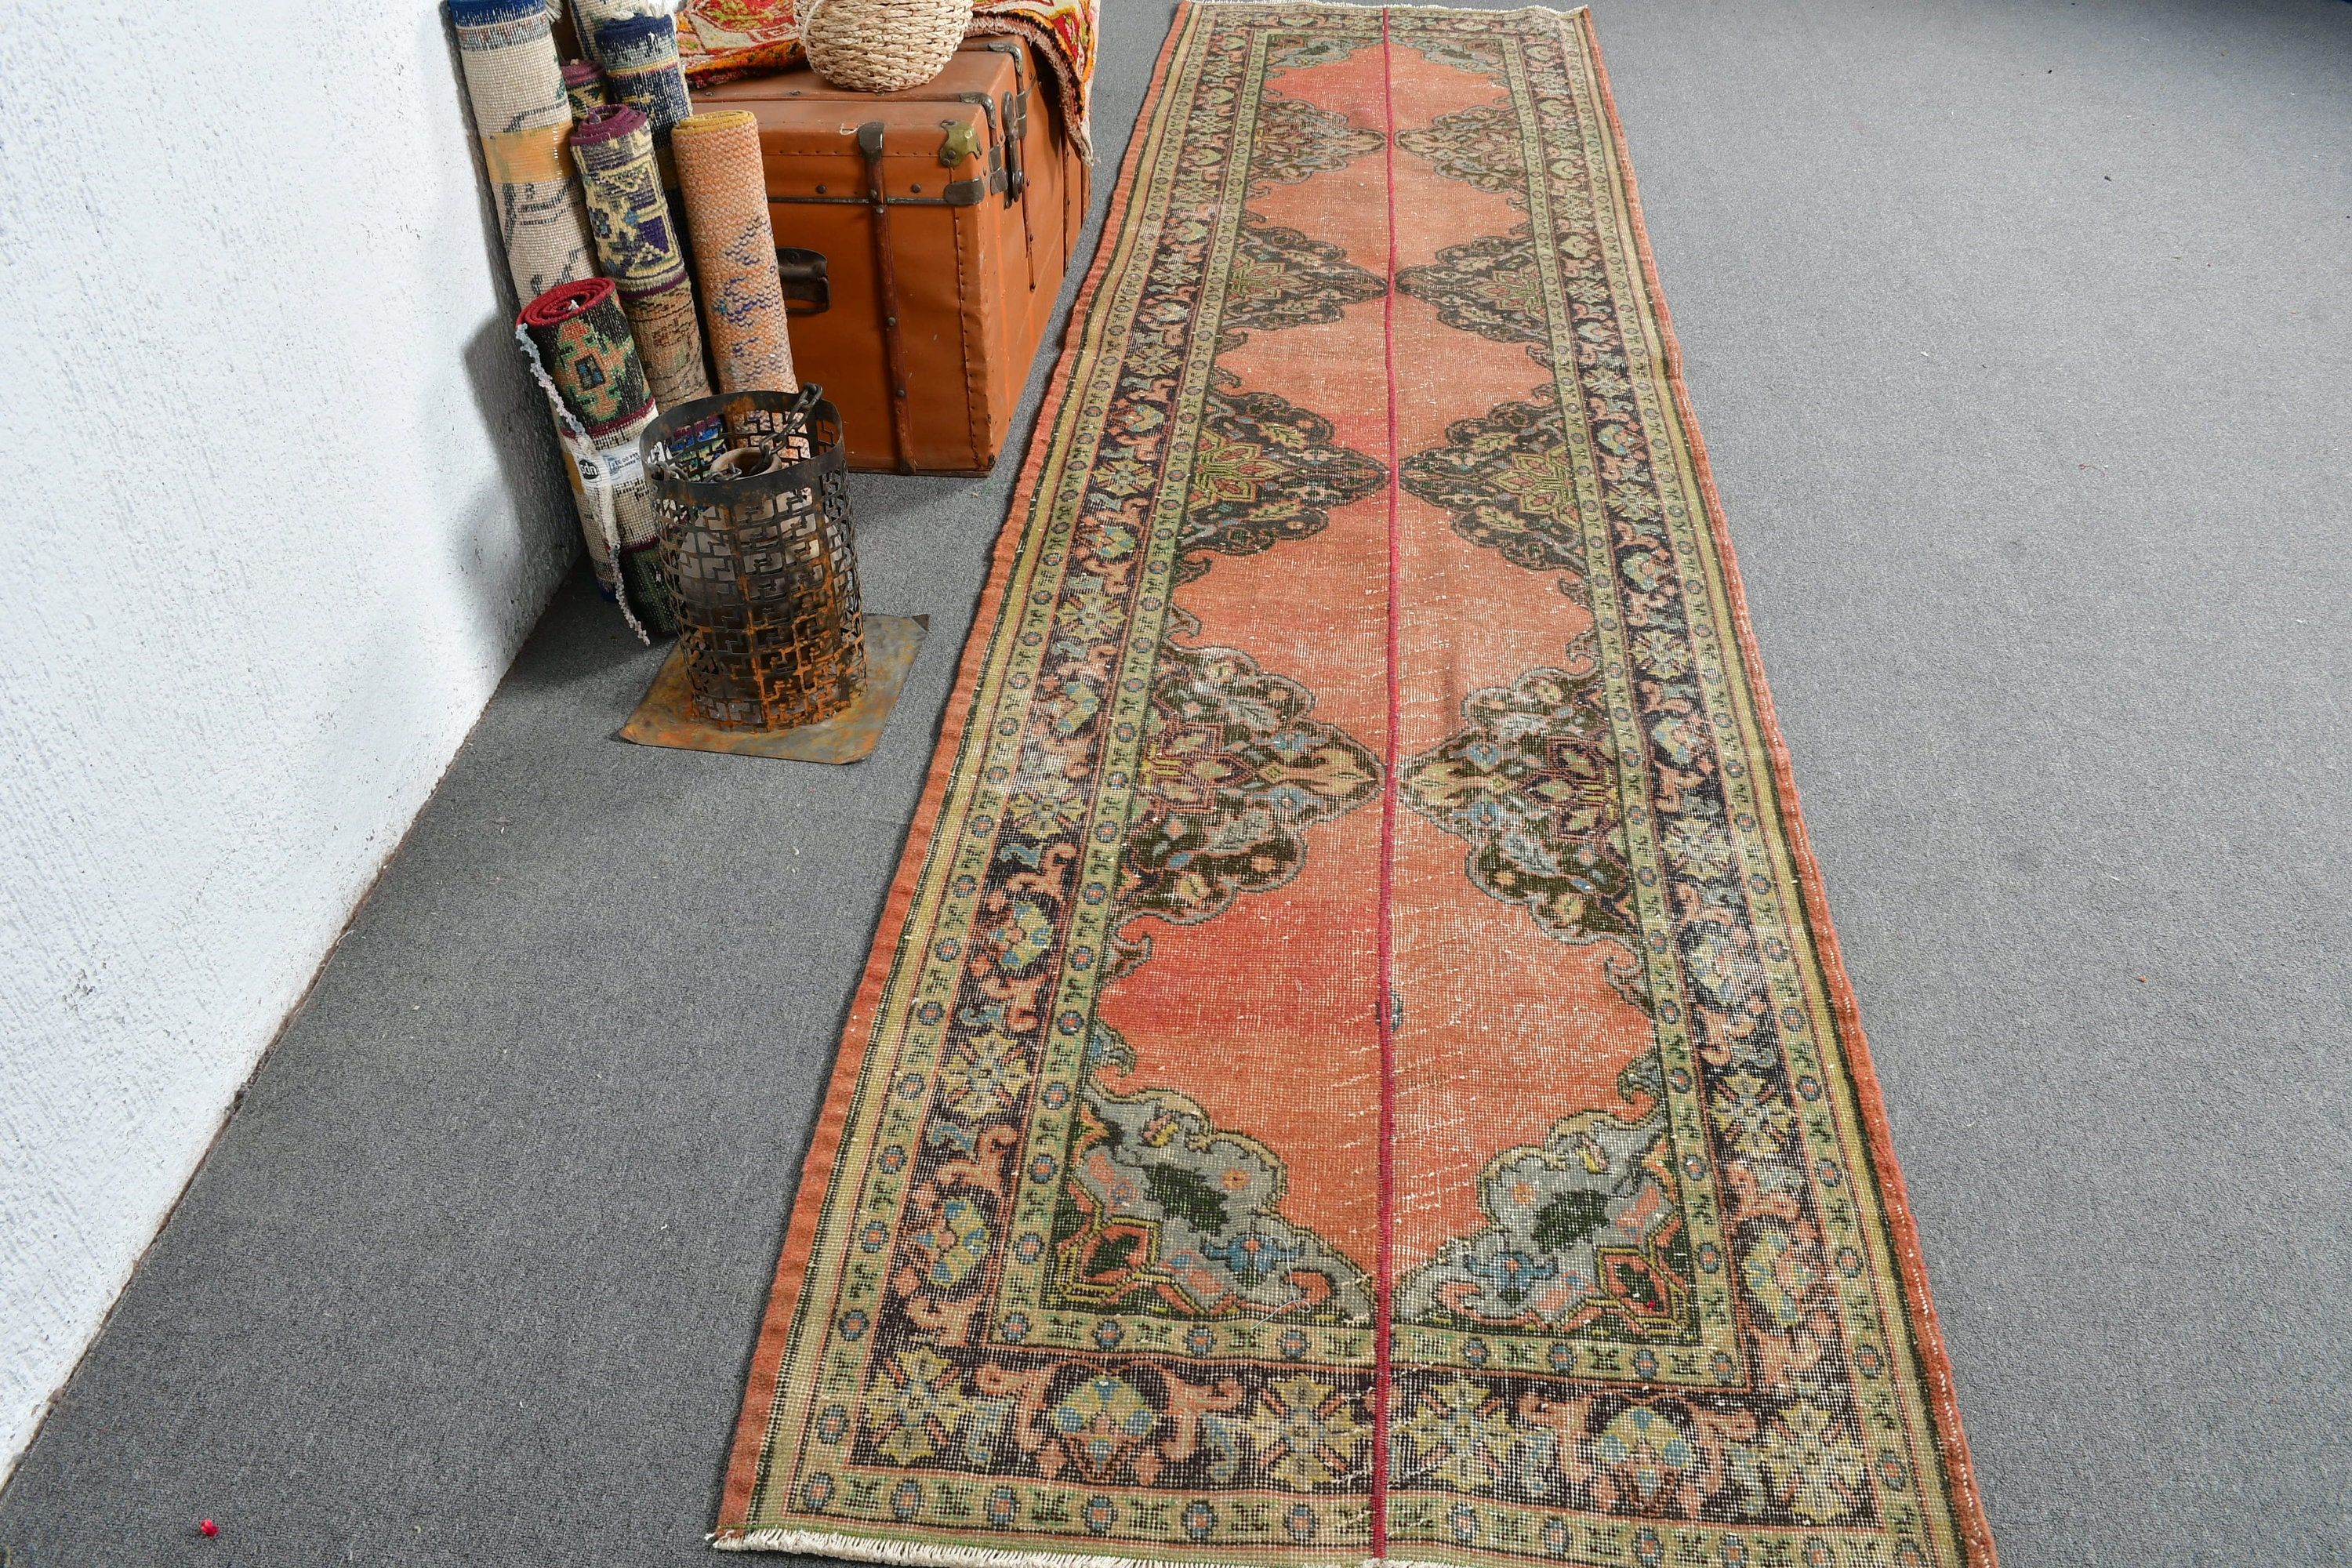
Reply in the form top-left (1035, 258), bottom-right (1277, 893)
top-left (1372, 8), bottom-right (1401, 1561)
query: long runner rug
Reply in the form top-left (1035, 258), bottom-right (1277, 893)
top-left (717, 7), bottom-right (1995, 1566)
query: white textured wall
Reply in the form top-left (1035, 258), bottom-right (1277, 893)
top-left (0, 2), bottom-right (578, 1475)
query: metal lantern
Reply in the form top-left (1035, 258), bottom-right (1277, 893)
top-left (640, 388), bottom-right (866, 730)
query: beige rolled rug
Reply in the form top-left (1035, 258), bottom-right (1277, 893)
top-left (449, 0), bottom-right (595, 301)
top-left (673, 111), bottom-right (797, 394)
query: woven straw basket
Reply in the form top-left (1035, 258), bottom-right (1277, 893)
top-left (799, 0), bottom-right (967, 93)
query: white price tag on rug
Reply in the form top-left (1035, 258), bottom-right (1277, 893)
top-left (582, 443), bottom-right (643, 490)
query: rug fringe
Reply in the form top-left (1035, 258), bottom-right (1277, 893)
top-left (1192, 0), bottom-right (1585, 16)
top-left (711, 1526), bottom-right (1395, 1568)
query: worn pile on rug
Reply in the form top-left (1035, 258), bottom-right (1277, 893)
top-left (717, 6), bottom-right (1995, 1566)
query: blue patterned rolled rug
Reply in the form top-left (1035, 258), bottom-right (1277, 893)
top-left (572, 103), bottom-right (711, 411)
top-left (571, 0), bottom-right (664, 69)
top-left (597, 12), bottom-right (695, 182)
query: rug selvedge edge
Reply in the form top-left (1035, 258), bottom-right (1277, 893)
top-left (713, 2), bottom-right (1216, 1533)
top-left (1565, 9), bottom-right (1998, 1563)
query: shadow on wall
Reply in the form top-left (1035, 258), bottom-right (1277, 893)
top-left (445, 2), bottom-right (584, 608)
top-left (463, 310), bottom-right (581, 599)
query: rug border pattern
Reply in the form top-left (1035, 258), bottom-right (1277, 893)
top-left (1566, 11), bottom-right (1994, 1561)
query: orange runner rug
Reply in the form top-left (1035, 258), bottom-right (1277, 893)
top-left (717, 7), bottom-right (1995, 1566)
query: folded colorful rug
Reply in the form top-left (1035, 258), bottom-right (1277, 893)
top-left (717, 7), bottom-right (1996, 1567)
top-left (675, 0), bottom-right (1100, 158)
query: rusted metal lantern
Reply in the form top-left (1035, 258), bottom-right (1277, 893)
top-left (640, 388), bottom-right (866, 730)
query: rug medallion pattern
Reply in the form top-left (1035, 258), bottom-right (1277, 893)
top-left (719, 8), bottom-right (1993, 1567)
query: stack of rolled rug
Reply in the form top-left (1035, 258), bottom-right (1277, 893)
top-left (454, 0), bottom-right (817, 632)
top-left (517, 278), bottom-right (674, 634)
top-left (571, 103), bottom-right (711, 410)
top-left (450, 0), bottom-right (596, 301)
top-left (672, 111), bottom-right (797, 394)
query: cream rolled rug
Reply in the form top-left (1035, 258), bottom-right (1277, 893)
top-left (450, 0), bottom-right (597, 301)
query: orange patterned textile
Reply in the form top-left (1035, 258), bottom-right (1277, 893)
top-left (717, 7), bottom-right (1996, 1568)
top-left (676, 0), bottom-right (1100, 157)
top-left (673, 110), bottom-right (800, 394)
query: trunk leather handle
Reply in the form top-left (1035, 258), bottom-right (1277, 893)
top-left (978, 42), bottom-right (1039, 292)
top-left (772, 246), bottom-right (831, 315)
top-left (858, 121), bottom-right (917, 475)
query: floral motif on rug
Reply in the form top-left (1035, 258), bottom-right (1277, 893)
top-left (1399, 387), bottom-right (1589, 583)
top-left (1109, 618), bottom-right (1381, 978)
top-left (1179, 380), bottom-right (1389, 583)
top-left (1249, 93), bottom-right (1388, 191)
top-left (717, 9), bottom-right (1996, 1568)
top-left (1227, 219), bottom-right (1390, 343)
top-left (1396, 102), bottom-right (1530, 201)
top-left (1392, 1051), bottom-right (1682, 1338)
top-left (1051, 1018), bottom-right (1374, 1322)
top-left (1399, 650), bottom-right (1642, 982)
top-left (1396, 230), bottom-right (1552, 365)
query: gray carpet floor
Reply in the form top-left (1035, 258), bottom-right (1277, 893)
top-left (5, 0), bottom-right (2349, 1563)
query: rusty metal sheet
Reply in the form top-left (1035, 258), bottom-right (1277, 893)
top-left (616, 613), bottom-right (928, 764)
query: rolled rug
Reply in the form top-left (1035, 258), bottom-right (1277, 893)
top-left (560, 59), bottom-right (608, 125)
top-left (673, 111), bottom-right (797, 394)
top-left (595, 13), bottom-right (700, 296)
top-left (572, 0), bottom-right (665, 69)
top-left (595, 13), bottom-right (695, 158)
top-left (572, 103), bottom-right (711, 410)
top-left (519, 274), bottom-right (650, 433)
top-left (449, 0), bottom-right (595, 302)
top-left (517, 278), bottom-right (677, 633)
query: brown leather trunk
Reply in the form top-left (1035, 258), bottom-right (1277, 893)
top-left (699, 42), bottom-right (1089, 475)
